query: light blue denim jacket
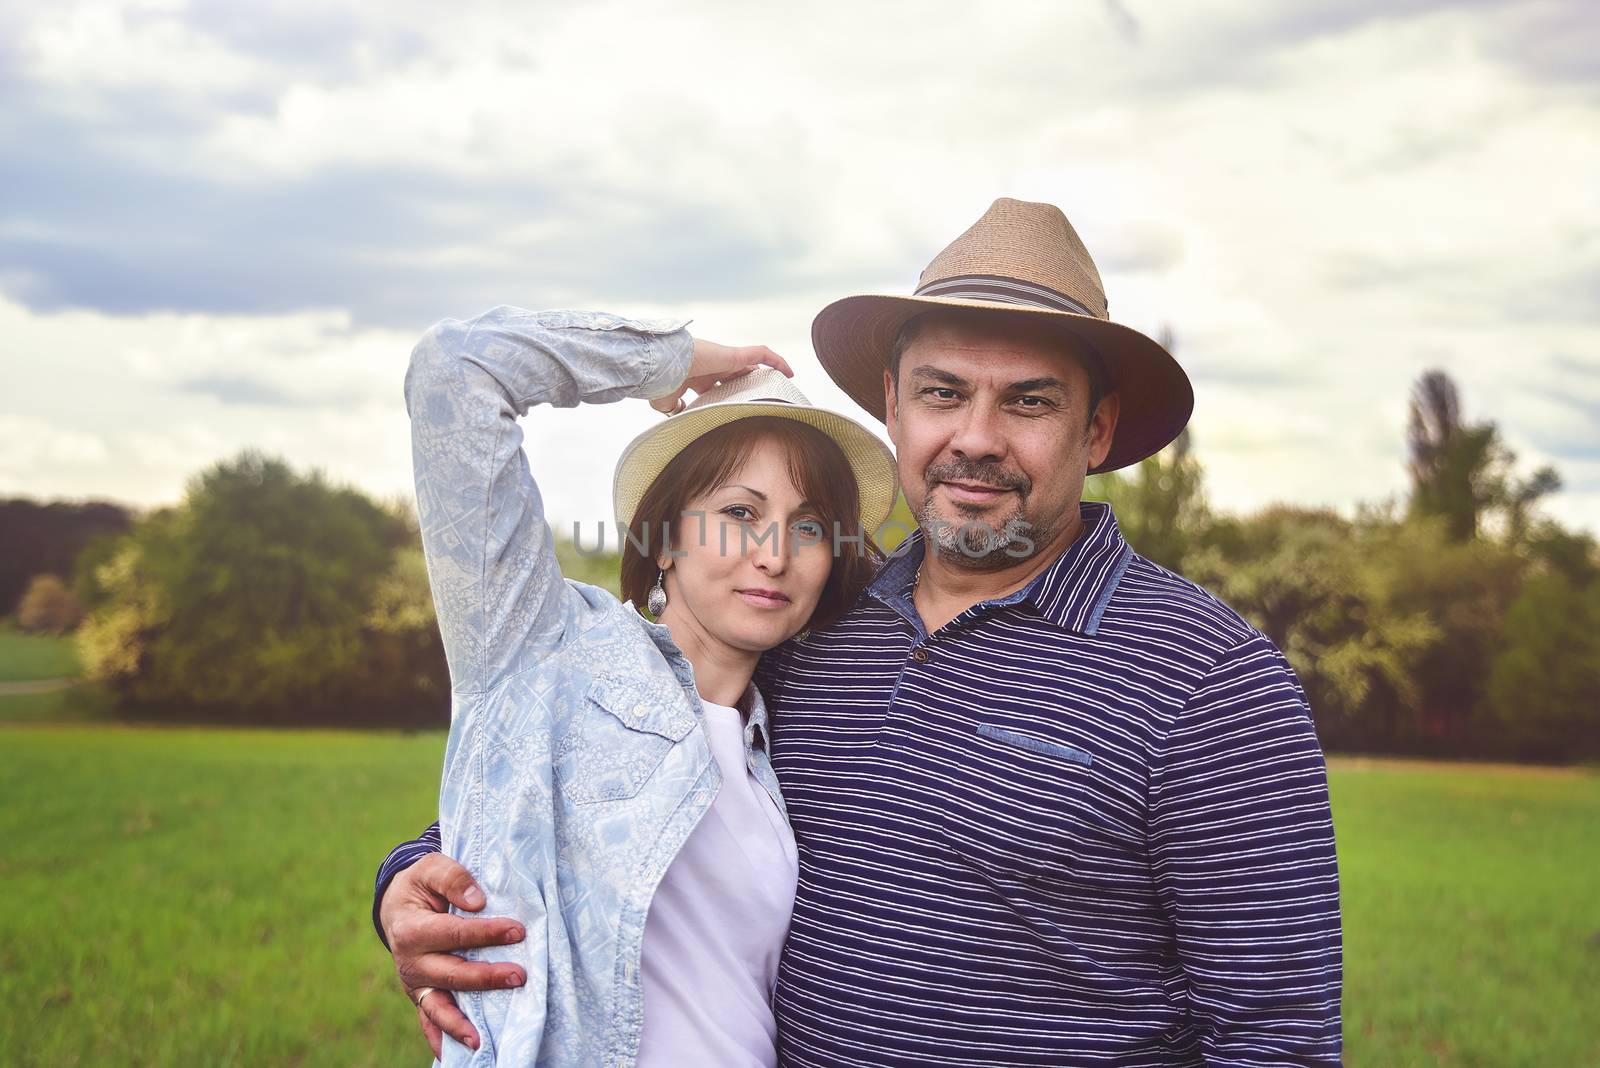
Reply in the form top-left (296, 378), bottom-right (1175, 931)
top-left (405, 307), bottom-right (789, 1068)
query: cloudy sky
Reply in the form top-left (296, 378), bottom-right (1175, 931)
top-left (2, 0), bottom-right (1596, 536)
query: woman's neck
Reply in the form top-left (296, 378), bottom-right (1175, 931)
top-left (661, 612), bottom-right (759, 709)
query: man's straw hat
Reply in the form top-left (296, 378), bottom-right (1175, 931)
top-left (612, 366), bottom-right (899, 534)
top-left (811, 197), bottom-right (1193, 473)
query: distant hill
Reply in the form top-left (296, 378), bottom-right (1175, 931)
top-left (0, 498), bottom-right (133, 612)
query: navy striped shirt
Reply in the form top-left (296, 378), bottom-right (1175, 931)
top-left (756, 502), bottom-right (1340, 1066)
top-left (376, 502), bottom-right (1341, 1064)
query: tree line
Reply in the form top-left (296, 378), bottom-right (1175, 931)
top-left (5, 369), bottom-right (1596, 756)
top-left (1086, 369), bottom-right (1598, 761)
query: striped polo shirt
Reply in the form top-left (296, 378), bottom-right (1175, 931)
top-left (756, 501), bottom-right (1342, 1067)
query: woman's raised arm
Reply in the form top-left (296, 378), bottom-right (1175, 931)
top-left (403, 307), bottom-right (693, 693)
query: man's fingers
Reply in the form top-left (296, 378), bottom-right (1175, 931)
top-left (392, 911), bottom-right (525, 956)
top-left (415, 852), bottom-right (486, 911)
top-left (401, 950), bottom-right (527, 993)
top-left (417, 1005), bottom-right (445, 1059)
top-left (418, 991), bottom-right (481, 1054)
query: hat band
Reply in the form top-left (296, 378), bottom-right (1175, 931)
top-left (685, 394), bottom-right (797, 413)
top-left (915, 274), bottom-right (1095, 317)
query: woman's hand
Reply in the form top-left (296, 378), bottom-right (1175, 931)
top-left (649, 339), bottom-right (795, 414)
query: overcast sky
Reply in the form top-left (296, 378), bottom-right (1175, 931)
top-left (2, 0), bottom-right (1596, 535)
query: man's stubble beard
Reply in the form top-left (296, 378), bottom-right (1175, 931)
top-left (915, 460), bottom-right (1061, 570)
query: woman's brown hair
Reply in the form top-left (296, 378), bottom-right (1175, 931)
top-left (620, 416), bottom-right (879, 633)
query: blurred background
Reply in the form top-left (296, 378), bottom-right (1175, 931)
top-left (1, 1), bottom-right (1596, 1065)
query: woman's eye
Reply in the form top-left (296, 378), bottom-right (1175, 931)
top-left (723, 505), bottom-right (756, 522)
top-left (793, 519), bottom-right (826, 540)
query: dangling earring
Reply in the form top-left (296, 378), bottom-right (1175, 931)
top-left (647, 570), bottom-right (668, 616)
top-left (795, 628), bottom-right (811, 642)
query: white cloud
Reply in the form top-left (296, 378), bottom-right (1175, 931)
top-left (0, 0), bottom-right (1596, 539)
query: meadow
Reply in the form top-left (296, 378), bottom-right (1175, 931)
top-left (0, 627), bottom-right (84, 682)
top-left (2, 638), bottom-right (1597, 1066)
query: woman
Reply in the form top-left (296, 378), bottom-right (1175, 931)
top-left (402, 306), bottom-right (897, 1067)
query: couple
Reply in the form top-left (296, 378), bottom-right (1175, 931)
top-left (375, 199), bottom-right (1343, 1067)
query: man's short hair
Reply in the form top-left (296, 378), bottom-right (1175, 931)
top-left (887, 312), bottom-right (1110, 424)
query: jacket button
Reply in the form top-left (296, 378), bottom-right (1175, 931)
top-left (910, 647), bottom-right (928, 663)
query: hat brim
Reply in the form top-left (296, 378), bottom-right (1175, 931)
top-left (812, 294), bottom-right (1193, 474)
top-left (612, 401), bottom-right (900, 537)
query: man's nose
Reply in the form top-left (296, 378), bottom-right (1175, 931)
top-left (948, 403), bottom-right (1006, 464)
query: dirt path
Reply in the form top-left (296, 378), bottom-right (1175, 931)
top-left (0, 677), bottom-right (80, 696)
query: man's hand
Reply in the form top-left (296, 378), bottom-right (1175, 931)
top-left (649, 339), bottom-right (794, 414)
top-left (381, 852), bottom-right (527, 1058)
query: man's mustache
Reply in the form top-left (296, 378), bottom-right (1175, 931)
top-left (924, 461), bottom-right (1030, 498)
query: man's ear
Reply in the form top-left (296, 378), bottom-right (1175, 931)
top-left (883, 369), bottom-right (899, 439)
top-left (1086, 392), bottom-right (1121, 470)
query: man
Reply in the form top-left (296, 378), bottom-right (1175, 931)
top-left (375, 198), bottom-right (1343, 1065)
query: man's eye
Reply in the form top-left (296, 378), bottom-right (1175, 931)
top-left (1013, 395), bottom-right (1052, 410)
top-left (921, 387), bottom-right (960, 401)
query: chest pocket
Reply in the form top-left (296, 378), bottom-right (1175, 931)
top-left (937, 723), bottom-right (1140, 888)
top-left (555, 672), bottom-right (697, 803)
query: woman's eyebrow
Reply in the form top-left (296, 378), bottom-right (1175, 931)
top-left (721, 484), bottom-right (818, 511)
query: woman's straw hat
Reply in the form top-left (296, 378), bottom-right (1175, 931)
top-left (811, 197), bottom-right (1193, 473)
top-left (612, 367), bottom-right (899, 534)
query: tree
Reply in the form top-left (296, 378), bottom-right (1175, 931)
top-left (1487, 575), bottom-right (1600, 760)
top-left (1366, 515), bottom-right (1526, 745)
top-left (77, 525), bottom-right (172, 691)
top-left (1406, 370), bottom-right (1558, 541)
top-left (357, 544), bottom-right (450, 723)
top-left (1520, 519), bottom-right (1598, 587)
top-left (0, 498), bottom-right (131, 612)
top-left (80, 452), bottom-right (417, 720)
top-left (15, 574), bottom-right (83, 635)
top-left (1186, 507), bottom-right (1437, 748)
top-left (1083, 328), bottom-right (1210, 572)
top-left (1084, 427), bottom-right (1208, 572)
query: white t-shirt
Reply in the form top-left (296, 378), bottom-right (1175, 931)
top-left (635, 697), bottom-right (800, 1068)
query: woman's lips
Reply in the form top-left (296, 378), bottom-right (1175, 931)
top-left (735, 589), bottom-right (791, 609)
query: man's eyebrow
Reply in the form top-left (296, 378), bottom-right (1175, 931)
top-left (1005, 377), bottom-right (1069, 394)
top-left (908, 367), bottom-right (1069, 394)
top-left (907, 366), bottom-right (971, 388)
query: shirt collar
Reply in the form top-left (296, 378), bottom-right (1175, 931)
top-left (633, 605), bottom-right (773, 752)
top-left (867, 501), bottom-right (1133, 637)
top-left (742, 683), bottom-right (772, 753)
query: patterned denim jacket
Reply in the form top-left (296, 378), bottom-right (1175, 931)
top-left (405, 307), bottom-right (789, 1068)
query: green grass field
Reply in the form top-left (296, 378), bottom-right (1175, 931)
top-left (2, 639), bottom-right (1597, 1066)
top-left (0, 725), bottom-right (443, 1067)
top-left (0, 627), bottom-right (83, 682)
top-left (1330, 759), bottom-right (1600, 1065)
